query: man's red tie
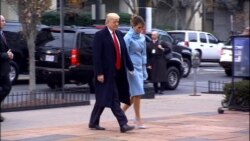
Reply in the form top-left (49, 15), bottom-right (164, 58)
top-left (112, 31), bottom-right (121, 70)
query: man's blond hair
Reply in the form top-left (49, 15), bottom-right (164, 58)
top-left (105, 13), bottom-right (120, 24)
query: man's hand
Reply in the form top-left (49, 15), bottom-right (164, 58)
top-left (97, 75), bottom-right (104, 83)
top-left (157, 45), bottom-right (164, 51)
top-left (7, 49), bottom-right (14, 60)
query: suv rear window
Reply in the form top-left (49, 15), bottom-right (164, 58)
top-left (168, 32), bottom-right (185, 42)
top-left (77, 33), bottom-right (95, 49)
top-left (42, 31), bottom-right (75, 48)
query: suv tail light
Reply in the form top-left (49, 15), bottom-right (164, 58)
top-left (71, 49), bottom-right (80, 66)
top-left (184, 41), bottom-right (189, 47)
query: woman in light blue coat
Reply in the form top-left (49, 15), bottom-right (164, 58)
top-left (122, 15), bottom-right (148, 129)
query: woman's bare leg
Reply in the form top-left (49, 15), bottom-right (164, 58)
top-left (133, 96), bottom-right (142, 123)
top-left (122, 97), bottom-right (134, 112)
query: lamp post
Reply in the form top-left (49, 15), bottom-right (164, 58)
top-left (60, 0), bottom-right (65, 95)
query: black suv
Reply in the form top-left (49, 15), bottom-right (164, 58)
top-left (35, 26), bottom-right (184, 90)
top-left (4, 22), bottom-right (48, 84)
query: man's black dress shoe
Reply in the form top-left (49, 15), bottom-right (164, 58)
top-left (120, 124), bottom-right (135, 133)
top-left (89, 125), bottom-right (105, 130)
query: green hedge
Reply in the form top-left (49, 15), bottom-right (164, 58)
top-left (41, 11), bottom-right (131, 26)
top-left (41, 11), bottom-right (93, 26)
top-left (118, 13), bottom-right (131, 25)
top-left (223, 80), bottom-right (250, 108)
top-left (41, 11), bottom-right (60, 25)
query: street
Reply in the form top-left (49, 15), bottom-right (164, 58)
top-left (11, 63), bottom-right (233, 95)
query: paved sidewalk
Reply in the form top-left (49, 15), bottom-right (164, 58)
top-left (1, 94), bottom-right (249, 141)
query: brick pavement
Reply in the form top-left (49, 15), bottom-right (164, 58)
top-left (1, 94), bottom-right (249, 141)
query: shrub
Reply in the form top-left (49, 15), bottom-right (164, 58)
top-left (42, 11), bottom-right (131, 26)
top-left (118, 13), bottom-right (132, 25)
top-left (74, 13), bottom-right (93, 26)
top-left (41, 11), bottom-right (60, 26)
top-left (41, 11), bottom-right (93, 26)
top-left (223, 80), bottom-right (250, 108)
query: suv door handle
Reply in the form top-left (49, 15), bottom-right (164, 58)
top-left (200, 45), bottom-right (204, 47)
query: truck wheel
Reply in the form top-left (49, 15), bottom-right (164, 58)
top-left (9, 61), bottom-right (19, 85)
top-left (182, 58), bottom-right (191, 78)
top-left (165, 66), bottom-right (180, 90)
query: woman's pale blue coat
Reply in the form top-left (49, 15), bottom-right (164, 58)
top-left (124, 28), bottom-right (148, 96)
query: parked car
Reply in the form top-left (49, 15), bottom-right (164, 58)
top-left (118, 26), bottom-right (192, 78)
top-left (3, 22), bottom-right (48, 84)
top-left (219, 38), bottom-right (232, 76)
top-left (35, 26), bottom-right (184, 90)
top-left (167, 30), bottom-right (224, 63)
top-left (220, 35), bottom-right (250, 77)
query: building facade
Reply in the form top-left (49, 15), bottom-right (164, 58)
top-left (1, 0), bottom-right (249, 41)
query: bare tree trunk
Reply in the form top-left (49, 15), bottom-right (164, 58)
top-left (159, 0), bottom-right (180, 29)
top-left (123, 0), bottom-right (138, 14)
top-left (27, 30), bottom-right (36, 93)
top-left (183, 0), bottom-right (203, 29)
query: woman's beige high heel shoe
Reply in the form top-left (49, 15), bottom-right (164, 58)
top-left (134, 119), bottom-right (147, 129)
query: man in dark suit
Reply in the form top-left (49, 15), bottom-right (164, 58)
top-left (89, 13), bottom-right (135, 133)
top-left (0, 15), bottom-right (14, 122)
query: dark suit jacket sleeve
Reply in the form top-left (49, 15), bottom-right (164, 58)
top-left (93, 31), bottom-right (104, 75)
top-left (0, 40), bottom-right (9, 60)
top-left (160, 40), bottom-right (172, 54)
top-left (0, 52), bottom-right (9, 60)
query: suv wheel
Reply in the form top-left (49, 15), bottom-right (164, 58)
top-left (182, 58), bottom-right (191, 78)
top-left (47, 82), bottom-right (63, 89)
top-left (9, 61), bottom-right (19, 84)
top-left (165, 66), bottom-right (180, 90)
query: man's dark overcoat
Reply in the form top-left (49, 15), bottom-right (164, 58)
top-left (147, 40), bottom-right (171, 82)
top-left (93, 27), bottom-right (134, 107)
top-left (0, 31), bottom-right (10, 78)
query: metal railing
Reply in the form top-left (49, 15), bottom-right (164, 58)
top-left (1, 87), bottom-right (90, 112)
top-left (208, 81), bottom-right (230, 94)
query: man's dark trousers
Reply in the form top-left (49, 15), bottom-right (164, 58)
top-left (0, 74), bottom-right (11, 103)
top-left (89, 70), bottom-right (128, 127)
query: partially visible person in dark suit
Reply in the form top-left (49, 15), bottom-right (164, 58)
top-left (89, 13), bottom-right (135, 133)
top-left (0, 15), bottom-right (14, 122)
top-left (147, 31), bottom-right (171, 94)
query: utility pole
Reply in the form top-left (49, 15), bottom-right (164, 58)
top-left (138, 0), bottom-right (152, 33)
top-left (138, 0), bottom-right (146, 20)
top-left (60, 0), bottom-right (65, 95)
top-left (95, 0), bottom-right (101, 24)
